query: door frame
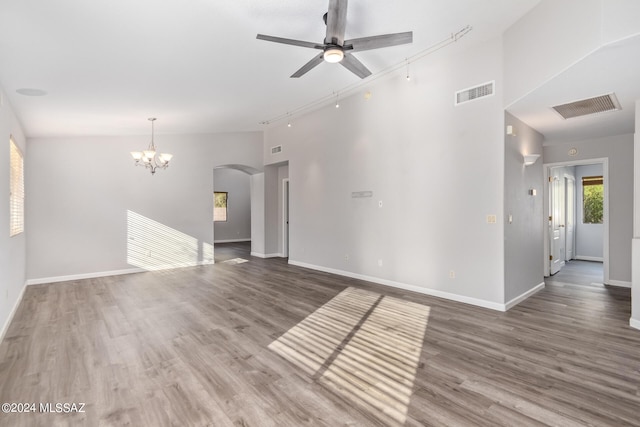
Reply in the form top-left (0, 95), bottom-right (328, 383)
top-left (564, 174), bottom-right (576, 262)
top-left (543, 158), bottom-right (609, 282)
top-left (282, 178), bottom-right (290, 258)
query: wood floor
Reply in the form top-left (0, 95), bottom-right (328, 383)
top-left (547, 259), bottom-right (604, 288)
top-left (0, 242), bottom-right (638, 426)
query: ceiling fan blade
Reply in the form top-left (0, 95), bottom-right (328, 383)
top-left (325, 0), bottom-right (348, 46)
top-left (340, 53), bottom-right (371, 79)
top-left (345, 31), bottom-right (413, 52)
top-left (291, 53), bottom-right (325, 78)
top-left (257, 34), bottom-right (323, 50)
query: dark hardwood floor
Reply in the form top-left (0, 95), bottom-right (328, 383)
top-left (0, 242), bottom-right (638, 426)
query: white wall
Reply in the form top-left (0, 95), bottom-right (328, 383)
top-left (575, 164), bottom-right (604, 260)
top-left (213, 168), bottom-right (251, 242)
top-left (0, 87), bottom-right (27, 340)
top-left (264, 36), bottom-right (506, 309)
top-left (632, 100), bottom-right (640, 329)
top-left (26, 131), bottom-right (263, 282)
top-left (544, 134), bottom-right (633, 284)
top-left (250, 173), bottom-right (265, 256)
top-left (504, 112), bottom-right (545, 302)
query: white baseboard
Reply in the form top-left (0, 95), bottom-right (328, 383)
top-left (630, 318), bottom-right (640, 331)
top-left (26, 268), bottom-right (145, 286)
top-left (251, 252), bottom-right (283, 259)
top-left (574, 256), bottom-right (604, 262)
top-left (505, 282), bottom-right (545, 310)
top-left (26, 261), bottom-right (217, 286)
top-left (607, 280), bottom-right (631, 288)
top-left (288, 260), bottom-right (507, 312)
top-left (0, 282), bottom-right (27, 344)
top-left (214, 238), bottom-right (251, 243)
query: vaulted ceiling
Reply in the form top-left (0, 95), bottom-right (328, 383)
top-left (2, 1), bottom-right (637, 144)
top-left (0, 0), bottom-right (540, 138)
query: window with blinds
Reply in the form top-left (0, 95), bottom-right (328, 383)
top-left (10, 137), bottom-right (24, 237)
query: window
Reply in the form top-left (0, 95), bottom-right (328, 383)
top-left (214, 192), bottom-right (228, 222)
top-left (582, 175), bottom-right (603, 224)
top-left (10, 137), bottom-right (24, 236)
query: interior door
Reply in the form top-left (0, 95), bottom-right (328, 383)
top-left (549, 172), bottom-right (565, 275)
top-left (565, 176), bottom-right (575, 262)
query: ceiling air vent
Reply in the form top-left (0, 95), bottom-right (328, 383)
top-left (552, 93), bottom-right (621, 119)
top-left (271, 145), bottom-right (282, 155)
top-left (455, 81), bottom-right (494, 106)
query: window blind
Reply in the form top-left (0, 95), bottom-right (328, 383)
top-left (10, 137), bottom-right (24, 237)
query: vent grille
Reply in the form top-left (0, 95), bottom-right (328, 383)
top-left (271, 145), bottom-right (282, 155)
top-left (552, 93), bottom-right (621, 119)
top-left (455, 81), bottom-right (494, 105)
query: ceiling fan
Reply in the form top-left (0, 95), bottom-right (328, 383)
top-left (256, 0), bottom-right (413, 79)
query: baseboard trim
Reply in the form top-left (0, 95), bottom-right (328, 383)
top-left (26, 261), bottom-right (218, 286)
top-left (505, 282), bottom-right (545, 311)
top-left (26, 268), bottom-right (146, 286)
top-left (574, 256), bottom-right (604, 262)
top-left (630, 318), bottom-right (640, 331)
top-left (607, 280), bottom-right (632, 288)
top-left (214, 238), bottom-right (251, 243)
top-left (0, 282), bottom-right (27, 344)
top-left (251, 252), bottom-right (283, 259)
top-left (287, 260), bottom-right (506, 311)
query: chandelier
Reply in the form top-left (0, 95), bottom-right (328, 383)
top-left (130, 118), bottom-right (173, 175)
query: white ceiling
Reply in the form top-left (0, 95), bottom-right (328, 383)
top-left (0, 0), bottom-right (541, 138)
top-left (507, 34), bottom-right (640, 145)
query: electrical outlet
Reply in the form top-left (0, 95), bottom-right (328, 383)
top-left (344, 254), bottom-right (349, 261)
top-left (449, 270), bottom-right (455, 279)
top-left (378, 201), bottom-right (383, 208)
top-left (486, 215), bottom-right (497, 224)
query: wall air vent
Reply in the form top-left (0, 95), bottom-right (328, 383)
top-left (271, 145), bottom-right (282, 155)
top-left (455, 81), bottom-right (494, 106)
top-left (552, 93), bottom-right (621, 119)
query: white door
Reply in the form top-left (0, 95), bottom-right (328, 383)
top-left (549, 172), bottom-right (565, 274)
top-left (565, 176), bottom-right (575, 262)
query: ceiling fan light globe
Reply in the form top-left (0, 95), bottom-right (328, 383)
top-left (324, 48), bottom-right (344, 63)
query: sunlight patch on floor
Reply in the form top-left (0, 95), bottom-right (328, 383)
top-left (269, 287), bottom-right (430, 425)
top-left (221, 258), bottom-right (249, 265)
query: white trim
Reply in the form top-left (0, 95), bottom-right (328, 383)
top-left (288, 260), bottom-right (508, 311)
top-left (26, 268), bottom-right (146, 285)
top-left (607, 280), bottom-right (632, 288)
top-left (282, 178), bottom-right (290, 258)
top-left (26, 262), bottom-right (217, 286)
top-left (630, 318), bottom-right (640, 330)
top-left (214, 238), bottom-right (251, 243)
top-left (543, 158), bottom-right (609, 284)
top-left (575, 255), bottom-right (604, 262)
top-left (505, 282), bottom-right (545, 310)
top-left (251, 252), bottom-right (283, 259)
top-left (0, 282), bottom-right (27, 344)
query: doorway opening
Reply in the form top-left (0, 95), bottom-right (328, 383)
top-left (213, 164), bottom-right (262, 263)
top-left (544, 158), bottom-right (608, 285)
